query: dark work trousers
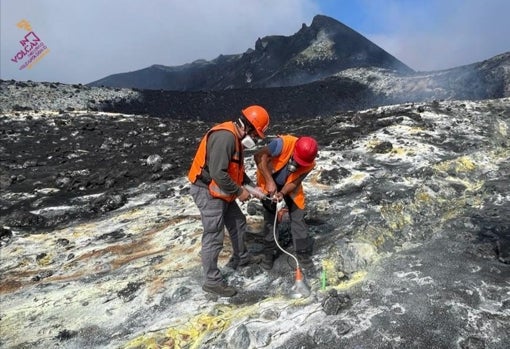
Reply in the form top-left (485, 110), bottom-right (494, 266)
top-left (190, 183), bottom-right (249, 286)
top-left (262, 198), bottom-right (313, 254)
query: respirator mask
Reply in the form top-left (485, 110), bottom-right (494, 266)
top-left (241, 135), bottom-right (256, 149)
top-left (287, 158), bottom-right (298, 173)
top-left (238, 118), bottom-right (257, 149)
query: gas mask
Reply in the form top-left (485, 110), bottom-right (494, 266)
top-left (287, 158), bottom-right (298, 173)
top-left (241, 134), bottom-right (256, 149)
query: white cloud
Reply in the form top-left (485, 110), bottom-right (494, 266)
top-left (361, 0), bottom-right (510, 71)
top-left (1, 0), bottom-right (319, 83)
top-left (1, 0), bottom-right (508, 83)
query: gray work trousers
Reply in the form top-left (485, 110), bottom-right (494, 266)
top-left (190, 183), bottom-right (249, 286)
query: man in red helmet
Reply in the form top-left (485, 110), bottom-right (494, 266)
top-left (188, 105), bottom-right (270, 297)
top-left (254, 135), bottom-right (318, 272)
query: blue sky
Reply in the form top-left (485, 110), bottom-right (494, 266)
top-left (1, 0), bottom-right (509, 84)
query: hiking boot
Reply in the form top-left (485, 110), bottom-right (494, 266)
top-left (297, 253), bottom-right (314, 270)
top-left (238, 254), bottom-right (263, 267)
top-left (260, 240), bottom-right (277, 271)
top-left (202, 283), bottom-right (237, 297)
top-left (225, 254), bottom-right (263, 270)
top-left (225, 256), bottom-right (240, 270)
top-left (260, 253), bottom-right (275, 270)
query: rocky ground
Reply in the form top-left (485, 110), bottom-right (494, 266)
top-left (0, 78), bottom-right (392, 230)
top-left (0, 109), bottom-right (208, 229)
top-left (0, 82), bottom-right (509, 348)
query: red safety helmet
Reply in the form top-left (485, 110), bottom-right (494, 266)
top-left (242, 105), bottom-right (270, 138)
top-left (293, 136), bottom-right (318, 166)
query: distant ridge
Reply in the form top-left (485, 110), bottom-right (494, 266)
top-left (3, 52), bottom-right (509, 122)
top-left (88, 15), bottom-right (413, 91)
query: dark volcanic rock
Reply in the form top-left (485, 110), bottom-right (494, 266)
top-left (321, 289), bottom-right (352, 315)
top-left (0, 227), bottom-right (13, 247)
top-left (100, 77), bottom-right (376, 121)
top-left (2, 52), bottom-right (509, 123)
top-left (0, 111), bottom-right (210, 228)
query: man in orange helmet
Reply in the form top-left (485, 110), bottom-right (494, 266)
top-left (188, 105), bottom-right (270, 297)
top-left (254, 135), bottom-right (318, 272)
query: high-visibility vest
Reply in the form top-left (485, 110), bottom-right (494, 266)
top-left (188, 122), bottom-right (244, 202)
top-left (256, 135), bottom-right (315, 209)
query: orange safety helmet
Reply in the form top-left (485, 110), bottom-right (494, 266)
top-left (293, 136), bottom-right (318, 166)
top-left (242, 105), bottom-right (270, 138)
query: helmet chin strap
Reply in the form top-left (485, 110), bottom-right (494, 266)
top-left (236, 118), bottom-right (248, 136)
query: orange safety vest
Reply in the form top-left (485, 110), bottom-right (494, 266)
top-left (188, 121), bottom-right (244, 202)
top-left (256, 135), bottom-right (315, 209)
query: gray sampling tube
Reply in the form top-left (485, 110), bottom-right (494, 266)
top-left (244, 184), bottom-right (268, 200)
